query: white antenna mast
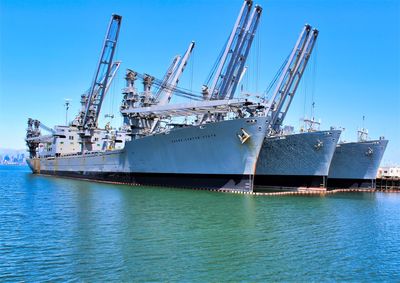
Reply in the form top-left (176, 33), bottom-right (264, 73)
top-left (64, 99), bottom-right (71, 125)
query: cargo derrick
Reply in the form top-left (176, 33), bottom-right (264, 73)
top-left (222, 4), bottom-right (262, 100)
top-left (265, 25), bottom-right (319, 134)
top-left (201, 24), bottom-right (318, 133)
top-left (151, 41), bottom-right (196, 133)
top-left (120, 42), bottom-right (196, 137)
top-left (26, 119), bottom-right (42, 158)
top-left (25, 119), bottom-right (57, 158)
top-left (157, 42), bottom-right (196, 106)
top-left (154, 56), bottom-right (181, 102)
top-left (193, 0), bottom-right (263, 125)
top-left (73, 14), bottom-right (122, 152)
top-left (73, 62), bottom-right (121, 130)
top-left (202, 0), bottom-right (254, 101)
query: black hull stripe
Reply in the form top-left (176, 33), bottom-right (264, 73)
top-left (38, 170), bottom-right (252, 191)
top-left (254, 175), bottom-right (326, 189)
top-left (327, 178), bottom-right (375, 189)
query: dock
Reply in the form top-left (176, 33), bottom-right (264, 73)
top-left (376, 178), bottom-right (400, 191)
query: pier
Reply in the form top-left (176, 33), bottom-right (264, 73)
top-left (376, 178), bottom-right (400, 191)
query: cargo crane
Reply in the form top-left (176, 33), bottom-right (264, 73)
top-left (194, 0), bottom-right (262, 124)
top-left (120, 41), bottom-right (196, 111)
top-left (154, 55), bottom-right (181, 102)
top-left (26, 119), bottom-right (41, 158)
top-left (265, 24), bottom-right (319, 134)
top-left (150, 42), bottom-right (195, 132)
top-left (157, 41), bottom-right (195, 106)
top-left (221, 5), bottom-right (262, 100)
top-left (202, 0), bottom-right (254, 100)
top-left (73, 61), bottom-right (121, 127)
top-left (25, 119), bottom-right (57, 158)
top-left (120, 41), bottom-right (196, 136)
top-left (76, 14), bottom-right (122, 151)
top-left (203, 0), bottom-right (263, 100)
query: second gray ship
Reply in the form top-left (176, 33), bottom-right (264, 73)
top-left (255, 126), bottom-right (341, 188)
top-left (248, 24), bottom-right (340, 189)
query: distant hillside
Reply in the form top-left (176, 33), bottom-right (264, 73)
top-left (0, 148), bottom-right (27, 156)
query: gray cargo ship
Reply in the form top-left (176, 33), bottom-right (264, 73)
top-left (255, 128), bottom-right (341, 188)
top-left (26, 5), bottom-right (273, 192)
top-left (327, 129), bottom-right (388, 189)
top-left (27, 115), bottom-right (269, 191)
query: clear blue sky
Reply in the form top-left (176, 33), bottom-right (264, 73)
top-left (0, 0), bottom-right (399, 164)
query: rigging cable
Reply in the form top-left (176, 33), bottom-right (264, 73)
top-left (262, 52), bottom-right (290, 99)
top-left (110, 44), bottom-right (119, 125)
top-left (302, 57), bottom-right (309, 119)
top-left (256, 27), bottom-right (260, 94)
top-left (134, 71), bottom-right (204, 101)
top-left (310, 40), bottom-right (318, 118)
top-left (190, 45), bottom-right (195, 95)
top-left (203, 36), bottom-right (229, 86)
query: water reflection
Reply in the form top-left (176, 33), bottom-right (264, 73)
top-left (1, 168), bottom-right (400, 282)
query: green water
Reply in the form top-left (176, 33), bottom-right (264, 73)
top-left (1, 166), bottom-right (399, 281)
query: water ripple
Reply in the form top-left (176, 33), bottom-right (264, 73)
top-left (0, 166), bottom-right (399, 281)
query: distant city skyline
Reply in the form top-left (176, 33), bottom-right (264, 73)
top-left (0, 0), bottom-right (399, 164)
top-left (0, 148), bottom-right (26, 165)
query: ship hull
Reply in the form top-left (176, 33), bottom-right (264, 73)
top-left (27, 117), bottom-right (268, 192)
top-left (254, 130), bottom-right (341, 189)
top-left (36, 170), bottom-right (252, 191)
top-left (327, 139), bottom-right (388, 189)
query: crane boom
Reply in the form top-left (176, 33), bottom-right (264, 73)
top-left (38, 121), bottom-right (56, 134)
top-left (265, 25), bottom-right (318, 132)
top-left (72, 61), bottom-right (121, 128)
top-left (103, 61), bottom-right (121, 98)
top-left (82, 14), bottom-right (122, 130)
top-left (147, 42), bottom-right (195, 133)
top-left (157, 41), bottom-right (196, 106)
top-left (267, 25), bottom-right (311, 114)
top-left (275, 29), bottom-right (318, 129)
top-left (224, 5), bottom-right (262, 100)
top-left (215, 4), bottom-right (254, 99)
top-left (205, 0), bottom-right (253, 100)
top-left (155, 55), bottom-right (181, 101)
